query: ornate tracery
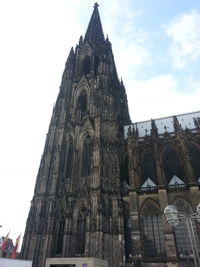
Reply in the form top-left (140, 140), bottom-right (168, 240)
top-left (56, 216), bottom-right (65, 255)
top-left (140, 200), bottom-right (166, 259)
top-left (82, 136), bottom-right (93, 176)
top-left (75, 207), bottom-right (88, 255)
top-left (187, 142), bottom-right (200, 179)
top-left (65, 136), bottom-right (74, 179)
top-left (162, 145), bottom-right (185, 183)
top-left (142, 150), bottom-right (157, 184)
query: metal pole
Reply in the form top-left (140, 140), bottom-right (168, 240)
top-left (186, 217), bottom-right (198, 267)
top-left (188, 217), bottom-right (200, 266)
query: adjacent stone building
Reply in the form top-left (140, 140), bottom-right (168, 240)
top-left (21, 3), bottom-right (200, 267)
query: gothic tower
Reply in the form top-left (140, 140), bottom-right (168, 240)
top-left (21, 3), bottom-right (130, 267)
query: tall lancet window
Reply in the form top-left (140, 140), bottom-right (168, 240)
top-left (82, 136), bottom-right (93, 176)
top-left (56, 216), bottom-right (65, 255)
top-left (142, 150), bottom-right (157, 184)
top-left (162, 145), bottom-right (184, 183)
top-left (187, 143), bottom-right (200, 179)
top-left (94, 56), bottom-right (99, 75)
top-left (172, 198), bottom-right (200, 259)
top-left (82, 56), bottom-right (90, 75)
top-left (141, 200), bottom-right (166, 259)
top-left (76, 207), bottom-right (87, 255)
top-left (65, 137), bottom-right (73, 179)
top-left (77, 90), bottom-right (87, 121)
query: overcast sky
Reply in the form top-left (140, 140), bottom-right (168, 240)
top-left (0, 0), bottom-right (200, 245)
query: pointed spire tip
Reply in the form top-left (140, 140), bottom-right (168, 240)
top-left (84, 2), bottom-right (104, 43)
top-left (70, 47), bottom-right (74, 54)
top-left (79, 35), bottom-right (83, 46)
top-left (94, 2), bottom-right (99, 9)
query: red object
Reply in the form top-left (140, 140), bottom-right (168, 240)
top-left (1, 232), bottom-right (9, 251)
top-left (11, 234), bottom-right (21, 259)
top-left (11, 250), bottom-right (17, 259)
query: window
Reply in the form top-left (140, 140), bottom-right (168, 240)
top-left (124, 217), bottom-right (132, 259)
top-left (142, 151), bottom-right (157, 184)
top-left (187, 143), bottom-right (200, 179)
top-left (162, 146), bottom-right (184, 183)
top-left (78, 91), bottom-right (87, 113)
top-left (94, 56), bottom-right (99, 75)
top-left (122, 154), bottom-right (129, 185)
top-left (141, 201), bottom-right (166, 259)
top-left (56, 216), bottom-right (65, 255)
top-left (65, 137), bottom-right (73, 179)
top-left (82, 136), bottom-right (93, 176)
top-left (82, 56), bottom-right (90, 75)
top-left (77, 90), bottom-right (87, 121)
top-left (75, 207), bottom-right (87, 254)
top-left (173, 198), bottom-right (200, 259)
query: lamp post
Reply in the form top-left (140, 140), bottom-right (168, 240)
top-left (164, 204), bottom-right (200, 267)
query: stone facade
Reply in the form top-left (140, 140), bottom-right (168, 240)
top-left (123, 113), bottom-right (200, 267)
top-left (21, 3), bottom-right (200, 267)
top-left (45, 257), bottom-right (108, 267)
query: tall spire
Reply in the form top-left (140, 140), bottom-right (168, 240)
top-left (84, 3), bottom-right (105, 43)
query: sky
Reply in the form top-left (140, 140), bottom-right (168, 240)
top-left (0, 0), bottom-right (200, 247)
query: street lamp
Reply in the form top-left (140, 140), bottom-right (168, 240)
top-left (164, 204), bottom-right (200, 267)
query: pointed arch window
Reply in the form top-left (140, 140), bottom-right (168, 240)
top-left (187, 143), bottom-right (200, 179)
top-left (122, 200), bottom-right (132, 259)
top-left (172, 198), bottom-right (200, 259)
top-left (82, 56), bottom-right (90, 75)
top-left (124, 217), bottom-right (133, 259)
top-left (75, 207), bottom-right (87, 255)
top-left (142, 151), bottom-right (157, 184)
top-left (78, 90), bottom-right (87, 113)
top-left (77, 90), bottom-right (87, 121)
top-left (122, 154), bottom-right (129, 185)
top-left (82, 136), bottom-right (93, 176)
top-left (141, 201), bottom-right (166, 259)
top-left (162, 146), bottom-right (184, 184)
top-left (65, 137), bottom-right (73, 179)
top-left (56, 216), bottom-right (65, 255)
top-left (94, 56), bottom-right (99, 75)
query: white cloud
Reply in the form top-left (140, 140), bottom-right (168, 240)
top-left (85, 0), bottom-right (148, 79)
top-left (114, 41), bottom-right (150, 79)
top-left (1, 0), bottom-right (200, 244)
top-left (165, 10), bottom-right (200, 70)
top-left (126, 74), bottom-right (200, 122)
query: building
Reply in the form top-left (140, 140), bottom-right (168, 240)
top-left (0, 258), bottom-right (32, 267)
top-left (0, 237), bottom-right (14, 258)
top-left (21, 3), bottom-right (200, 267)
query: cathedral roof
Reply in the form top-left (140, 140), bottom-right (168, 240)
top-left (84, 3), bottom-right (105, 44)
top-left (168, 175), bottom-right (185, 186)
top-left (141, 178), bottom-right (157, 188)
top-left (124, 110), bottom-right (200, 138)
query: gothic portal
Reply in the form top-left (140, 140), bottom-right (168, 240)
top-left (21, 3), bottom-right (200, 267)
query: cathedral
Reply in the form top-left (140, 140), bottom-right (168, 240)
top-left (21, 3), bottom-right (200, 267)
